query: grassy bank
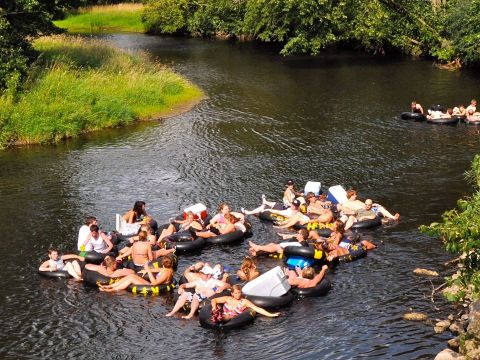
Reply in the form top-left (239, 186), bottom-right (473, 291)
top-left (54, 4), bottom-right (145, 33)
top-left (0, 35), bottom-right (203, 147)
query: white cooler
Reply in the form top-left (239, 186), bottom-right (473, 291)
top-left (242, 266), bottom-right (291, 297)
top-left (327, 185), bottom-right (348, 204)
top-left (304, 181), bottom-right (321, 196)
top-left (183, 203), bottom-right (208, 220)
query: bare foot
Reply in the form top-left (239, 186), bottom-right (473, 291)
top-left (394, 213), bottom-right (400, 220)
top-left (248, 248), bottom-right (257, 256)
top-left (182, 315), bottom-right (193, 319)
top-left (165, 312), bottom-right (174, 317)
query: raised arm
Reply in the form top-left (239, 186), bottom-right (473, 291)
top-left (210, 295), bottom-right (229, 309)
top-left (100, 233), bottom-right (113, 253)
top-left (306, 265), bottom-right (328, 287)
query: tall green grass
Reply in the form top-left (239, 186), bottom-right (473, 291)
top-left (0, 35), bottom-right (203, 147)
top-left (54, 4), bottom-right (145, 33)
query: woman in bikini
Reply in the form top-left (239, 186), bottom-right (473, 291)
top-left (99, 256), bottom-right (175, 292)
top-left (210, 285), bottom-right (279, 323)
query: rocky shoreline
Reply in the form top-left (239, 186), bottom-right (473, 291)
top-left (405, 267), bottom-right (480, 359)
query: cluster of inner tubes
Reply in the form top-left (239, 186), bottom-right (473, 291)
top-left (39, 195), bottom-right (383, 331)
top-left (401, 103), bottom-right (480, 125)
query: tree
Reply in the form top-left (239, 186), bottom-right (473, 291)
top-left (0, 0), bottom-right (59, 92)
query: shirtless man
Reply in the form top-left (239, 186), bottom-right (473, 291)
top-left (411, 101), bottom-right (424, 114)
top-left (285, 265), bottom-right (328, 288)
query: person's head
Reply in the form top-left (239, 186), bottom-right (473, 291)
top-left (447, 108), bottom-right (453, 115)
top-left (291, 199), bottom-right (301, 209)
top-left (241, 256), bottom-right (256, 274)
top-left (460, 105), bottom-right (465, 111)
top-left (231, 284), bottom-right (243, 300)
top-left (218, 202), bottom-right (230, 214)
top-left (186, 211), bottom-right (195, 221)
top-left (141, 224), bottom-right (155, 235)
top-left (104, 256), bottom-right (117, 271)
top-left (305, 192), bottom-right (316, 203)
top-left (297, 229), bottom-right (309, 241)
top-left (90, 224), bottom-right (100, 235)
top-left (333, 220), bottom-right (345, 234)
top-left (200, 265), bottom-right (213, 278)
top-left (85, 216), bottom-right (97, 226)
top-left (162, 256), bottom-right (173, 269)
top-left (346, 189), bottom-right (357, 200)
top-left (48, 248), bottom-right (59, 260)
top-left (468, 109), bottom-right (474, 115)
top-left (286, 179), bottom-right (294, 188)
top-left (133, 201), bottom-right (146, 215)
top-left (138, 231), bottom-right (147, 242)
top-left (302, 267), bottom-right (315, 279)
top-left (365, 199), bottom-right (373, 210)
top-left (471, 99), bottom-right (477, 106)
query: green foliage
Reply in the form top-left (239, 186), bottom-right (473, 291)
top-left (442, 0), bottom-right (480, 64)
top-left (140, 0), bottom-right (480, 64)
top-left (420, 154), bottom-right (480, 292)
top-left (142, 0), bottom-right (190, 34)
top-left (0, 36), bottom-right (203, 148)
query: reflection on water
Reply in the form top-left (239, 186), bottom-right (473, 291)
top-left (0, 34), bottom-right (478, 358)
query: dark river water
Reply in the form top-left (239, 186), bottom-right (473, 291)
top-left (1, 34), bottom-right (480, 359)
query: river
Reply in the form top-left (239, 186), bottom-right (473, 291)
top-left (1, 34), bottom-right (479, 359)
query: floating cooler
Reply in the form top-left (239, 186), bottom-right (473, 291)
top-left (183, 203), bottom-right (208, 220)
top-left (242, 266), bottom-right (290, 297)
top-left (304, 181), bottom-right (321, 196)
top-left (285, 256), bottom-right (315, 270)
top-left (326, 185), bottom-right (348, 204)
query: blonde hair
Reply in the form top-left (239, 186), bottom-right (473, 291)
top-left (302, 267), bottom-right (315, 279)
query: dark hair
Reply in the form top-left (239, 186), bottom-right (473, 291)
top-left (48, 248), bottom-right (58, 255)
top-left (334, 220), bottom-right (345, 235)
top-left (90, 224), bottom-right (99, 232)
top-left (133, 201), bottom-right (146, 215)
top-left (298, 229), bottom-right (309, 240)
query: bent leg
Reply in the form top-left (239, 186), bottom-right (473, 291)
top-left (183, 296), bottom-right (200, 319)
top-left (166, 292), bottom-right (189, 317)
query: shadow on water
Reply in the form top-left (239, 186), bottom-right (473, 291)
top-left (0, 34), bottom-right (479, 358)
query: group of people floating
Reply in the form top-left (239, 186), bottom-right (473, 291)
top-left (39, 181), bottom-right (400, 326)
top-left (409, 99), bottom-right (480, 122)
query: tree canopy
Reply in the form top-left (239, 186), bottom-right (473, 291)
top-left (142, 0), bottom-right (480, 65)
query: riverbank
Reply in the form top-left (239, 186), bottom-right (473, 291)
top-left (54, 3), bottom-right (145, 33)
top-left (0, 35), bottom-right (204, 148)
top-left (420, 154), bottom-right (480, 358)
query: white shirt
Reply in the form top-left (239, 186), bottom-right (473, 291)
top-left (77, 225), bottom-right (90, 251)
